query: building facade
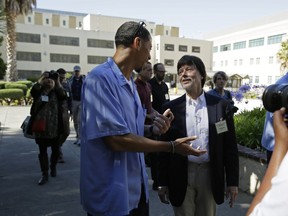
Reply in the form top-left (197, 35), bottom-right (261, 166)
top-left (205, 12), bottom-right (288, 86)
top-left (0, 8), bottom-right (213, 85)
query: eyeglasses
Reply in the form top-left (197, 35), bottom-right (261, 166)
top-left (178, 66), bottom-right (196, 76)
top-left (133, 21), bottom-right (146, 39)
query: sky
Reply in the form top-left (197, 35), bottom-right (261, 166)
top-left (37, 0), bottom-right (288, 39)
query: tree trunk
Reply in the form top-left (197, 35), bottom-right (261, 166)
top-left (5, 11), bottom-right (18, 81)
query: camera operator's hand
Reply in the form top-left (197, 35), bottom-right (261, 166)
top-left (273, 107), bottom-right (288, 151)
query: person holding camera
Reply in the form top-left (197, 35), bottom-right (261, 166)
top-left (261, 72), bottom-right (288, 164)
top-left (247, 107), bottom-right (288, 216)
top-left (30, 71), bottom-right (67, 185)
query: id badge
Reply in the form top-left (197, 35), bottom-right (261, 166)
top-left (41, 95), bottom-right (49, 102)
top-left (215, 120), bottom-right (228, 134)
top-left (165, 94), bottom-right (169, 100)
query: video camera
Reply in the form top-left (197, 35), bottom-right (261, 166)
top-left (43, 70), bottom-right (59, 80)
top-left (262, 84), bottom-right (288, 113)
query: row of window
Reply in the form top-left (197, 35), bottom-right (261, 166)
top-left (214, 33), bottom-right (286, 53)
top-left (16, 51), bottom-right (176, 67)
top-left (27, 16), bottom-right (82, 28)
top-left (248, 75), bottom-right (280, 85)
top-left (16, 32), bottom-right (115, 49)
top-left (164, 44), bottom-right (201, 53)
top-left (214, 56), bottom-right (277, 67)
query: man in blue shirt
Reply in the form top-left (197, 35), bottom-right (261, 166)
top-left (261, 72), bottom-right (288, 164)
top-left (80, 21), bottom-right (206, 216)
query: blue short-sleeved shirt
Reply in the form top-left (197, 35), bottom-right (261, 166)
top-left (80, 58), bottom-right (148, 216)
top-left (262, 72), bottom-right (288, 151)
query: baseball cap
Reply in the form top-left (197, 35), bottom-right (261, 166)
top-left (73, 65), bottom-right (81, 72)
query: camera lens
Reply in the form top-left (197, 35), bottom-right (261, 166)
top-left (262, 84), bottom-right (288, 112)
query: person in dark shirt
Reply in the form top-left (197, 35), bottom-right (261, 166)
top-left (148, 63), bottom-right (170, 113)
top-left (148, 63), bottom-right (170, 190)
top-left (68, 65), bottom-right (85, 146)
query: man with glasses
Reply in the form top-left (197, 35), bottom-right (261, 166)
top-left (149, 63), bottom-right (170, 113)
top-left (157, 55), bottom-right (239, 216)
top-left (80, 22), bottom-right (205, 216)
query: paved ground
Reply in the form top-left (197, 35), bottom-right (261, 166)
top-left (0, 106), bottom-right (254, 216)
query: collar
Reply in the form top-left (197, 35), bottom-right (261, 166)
top-left (186, 91), bottom-right (205, 106)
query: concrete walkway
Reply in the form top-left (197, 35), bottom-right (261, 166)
top-left (0, 106), bottom-right (253, 216)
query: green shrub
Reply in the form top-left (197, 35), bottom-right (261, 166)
top-left (0, 89), bottom-right (24, 105)
top-left (234, 107), bottom-right (266, 150)
top-left (16, 80), bottom-right (33, 88)
top-left (0, 81), bottom-right (6, 89)
top-left (5, 83), bottom-right (28, 94)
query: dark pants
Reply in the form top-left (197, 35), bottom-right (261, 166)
top-left (87, 184), bottom-right (149, 216)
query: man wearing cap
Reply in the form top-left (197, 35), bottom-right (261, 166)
top-left (69, 65), bottom-right (85, 146)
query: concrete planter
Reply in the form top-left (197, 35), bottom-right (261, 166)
top-left (238, 144), bottom-right (267, 195)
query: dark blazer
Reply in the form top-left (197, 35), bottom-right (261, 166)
top-left (158, 93), bottom-right (239, 206)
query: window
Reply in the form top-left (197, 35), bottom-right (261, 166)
top-left (269, 56), bottom-right (274, 64)
top-left (166, 30), bottom-right (168, 35)
top-left (179, 45), bottom-right (187, 52)
top-left (239, 59), bottom-right (243, 65)
top-left (164, 59), bottom-right (174, 66)
top-left (88, 56), bottom-right (109, 64)
top-left (63, 20), bottom-right (66, 26)
top-left (249, 76), bottom-right (253, 84)
top-left (267, 76), bottom-right (272, 84)
top-left (156, 44), bottom-right (159, 50)
top-left (268, 34), bottom-right (286, 45)
top-left (233, 41), bottom-right (246, 50)
top-left (256, 57), bottom-right (260, 64)
top-left (50, 53), bottom-right (79, 63)
top-left (192, 46), bottom-right (200, 53)
top-left (18, 70), bottom-right (41, 79)
top-left (87, 39), bottom-right (114, 49)
top-left (213, 46), bottom-right (218, 53)
top-left (255, 76), bottom-right (259, 84)
top-left (28, 17), bottom-right (32, 23)
top-left (79, 22), bottom-right (82, 28)
top-left (17, 52), bottom-right (41, 61)
top-left (151, 29), bottom-right (153, 34)
top-left (225, 60), bottom-right (228, 66)
top-left (234, 60), bottom-right (238, 66)
top-left (249, 38), bottom-right (264, 47)
top-left (164, 44), bottom-right (174, 51)
top-left (16, 32), bottom-right (41, 43)
top-left (220, 44), bottom-right (231, 52)
top-left (250, 58), bottom-right (254, 65)
top-left (49, 35), bottom-right (79, 46)
top-left (46, 19), bottom-right (49, 24)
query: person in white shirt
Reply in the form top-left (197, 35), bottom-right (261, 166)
top-left (247, 107), bottom-right (288, 216)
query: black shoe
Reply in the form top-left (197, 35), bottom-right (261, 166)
top-left (58, 156), bottom-right (65, 163)
top-left (50, 168), bottom-right (57, 177)
top-left (38, 175), bottom-right (48, 185)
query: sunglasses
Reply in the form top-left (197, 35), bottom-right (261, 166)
top-left (133, 21), bottom-right (146, 39)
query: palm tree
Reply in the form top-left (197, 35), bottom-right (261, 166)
top-left (4, 0), bottom-right (36, 81)
top-left (277, 39), bottom-right (288, 75)
top-left (0, 2), bottom-right (5, 34)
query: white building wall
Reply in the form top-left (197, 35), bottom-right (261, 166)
top-left (207, 15), bottom-right (288, 86)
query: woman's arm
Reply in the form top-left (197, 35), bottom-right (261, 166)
top-left (246, 107), bottom-right (288, 215)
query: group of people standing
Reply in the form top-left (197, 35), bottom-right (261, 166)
top-left (28, 20), bottom-right (288, 216)
top-left (29, 66), bottom-right (84, 185)
top-left (79, 21), bottom-right (239, 216)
